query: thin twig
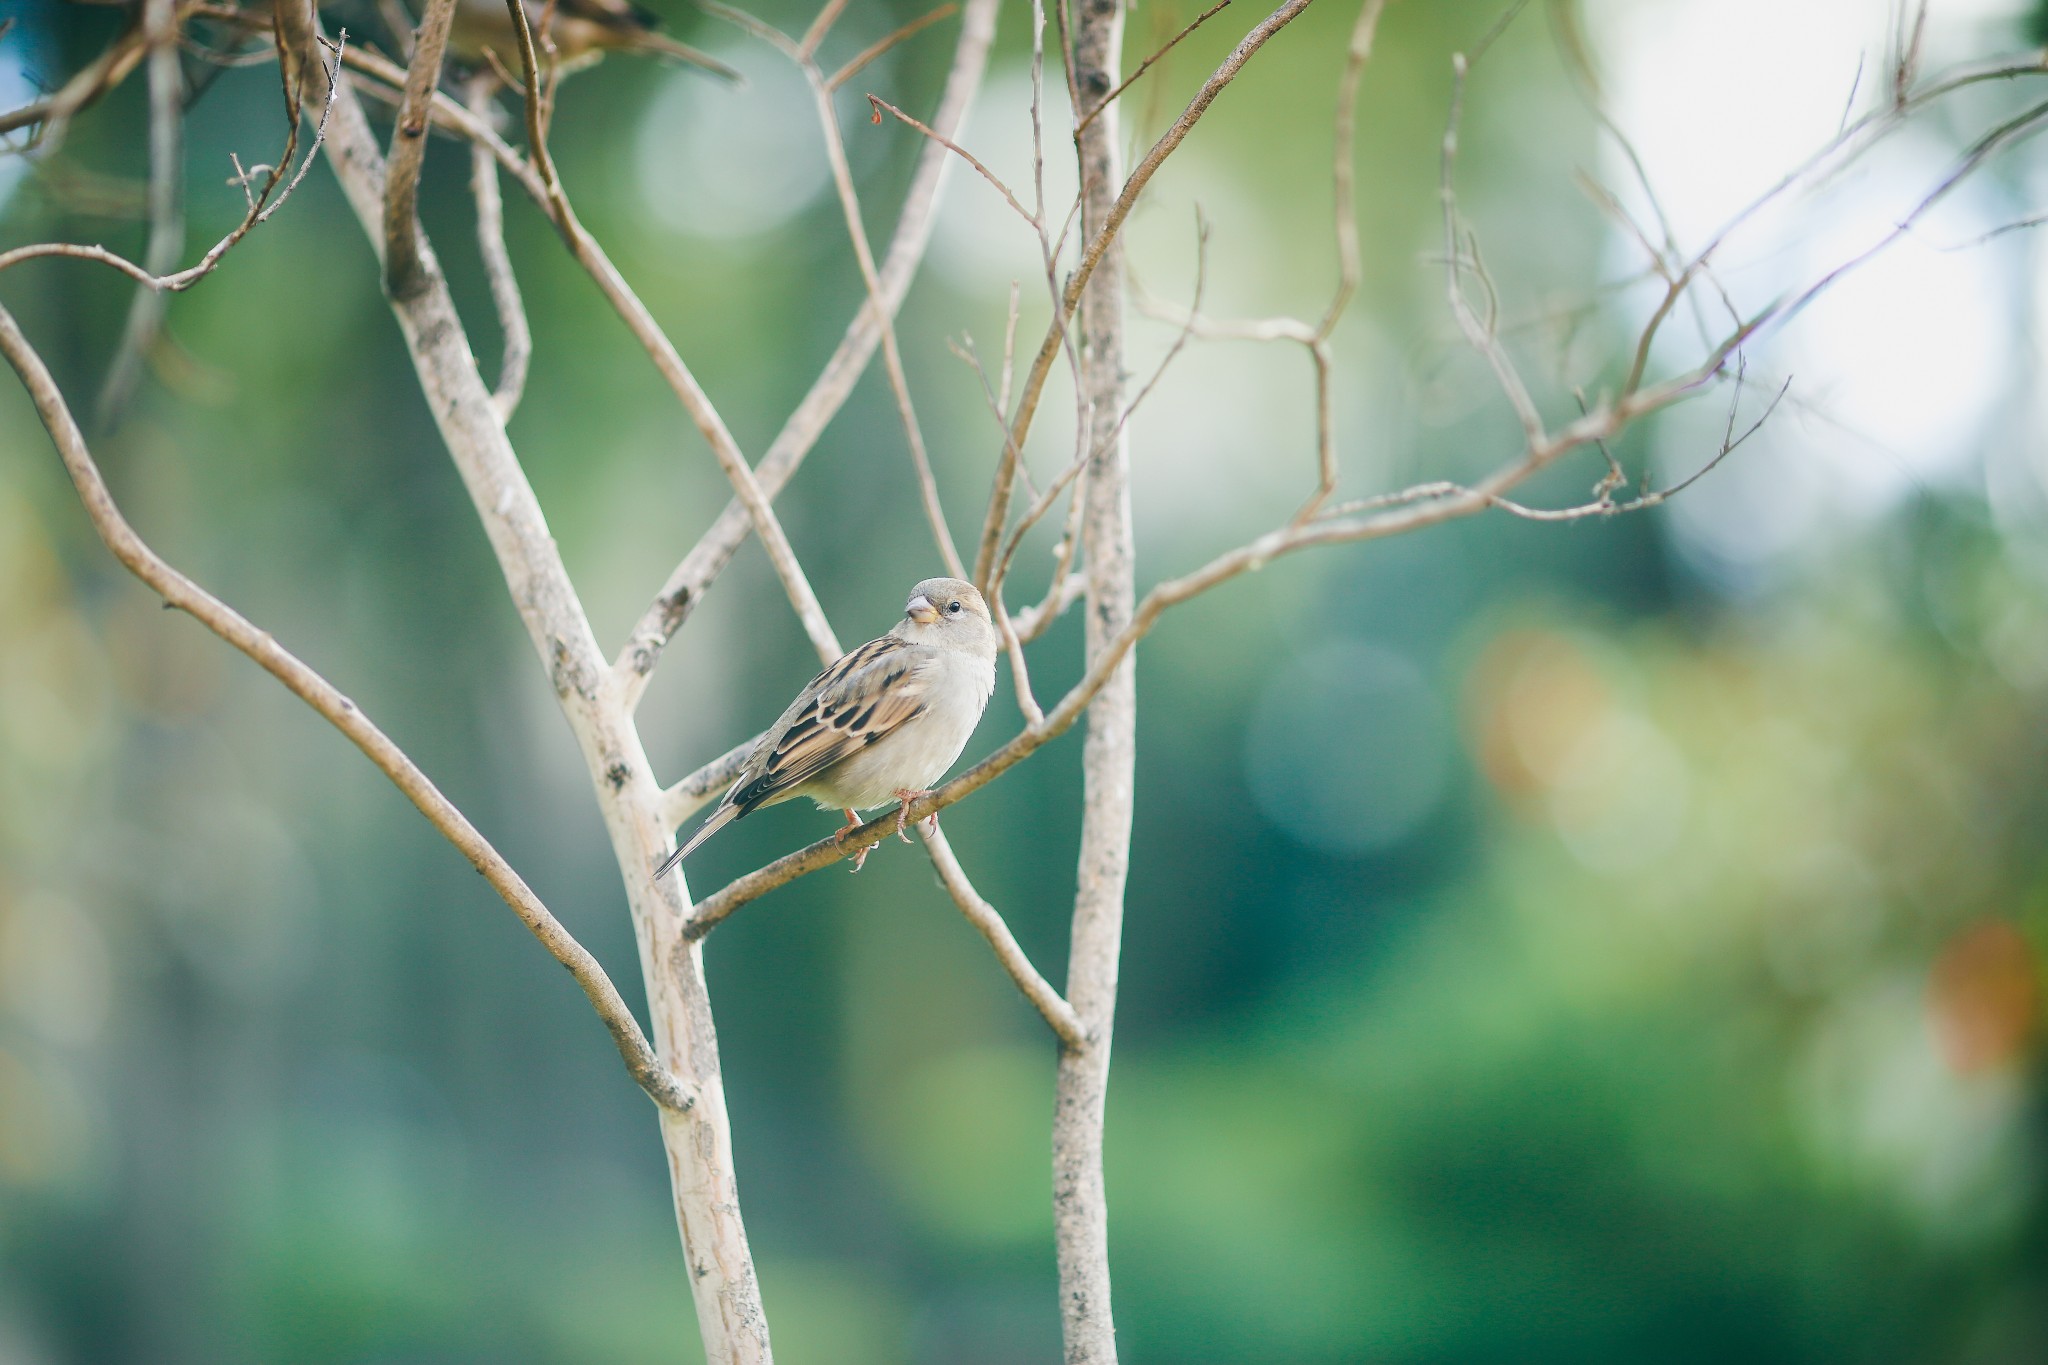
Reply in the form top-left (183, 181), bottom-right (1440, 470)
top-left (799, 0), bottom-right (852, 59)
top-left (827, 2), bottom-right (958, 91)
top-left (999, 280), bottom-right (1021, 412)
top-left (0, 30), bottom-right (347, 291)
top-left (613, 0), bottom-right (1001, 701)
top-left (1289, 0), bottom-right (1387, 516)
top-left (1072, 0), bottom-right (1230, 137)
top-left (467, 74), bottom-right (531, 420)
top-left (1014, 569), bottom-right (1086, 644)
top-left (866, 94), bottom-right (1037, 229)
top-left (1441, 52), bottom-right (1545, 443)
top-left (968, 0), bottom-right (1080, 593)
top-left (992, 215), bottom-right (1209, 615)
top-left (343, 43), bottom-right (541, 194)
top-left (94, 0), bottom-right (185, 431)
top-left (812, 76), bottom-right (966, 578)
top-left (995, 0), bottom-right (1320, 572)
top-left (504, 0), bottom-right (846, 664)
top-left (1318, 0), bottom-right (1383, 338)
top-left (378, 0), bottom-right (417, 58)
top-left (994, 596), bottom-right (1044, 724)
top-left (0, 16), bottom-right (154, 146)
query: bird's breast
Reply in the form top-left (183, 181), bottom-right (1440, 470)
top-left (806, 650), bottom-right (995, 809)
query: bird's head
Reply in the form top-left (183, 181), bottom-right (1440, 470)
top-left (897, 577), bottom-right (997, 657)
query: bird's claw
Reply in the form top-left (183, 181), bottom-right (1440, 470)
top-left (892, 789), bottom-right (936, 844)
top-left (834, 808), bottom-right (877, 871)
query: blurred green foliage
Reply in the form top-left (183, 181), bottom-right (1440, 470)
top-left (2, 0), bottom-right (2045, 1362)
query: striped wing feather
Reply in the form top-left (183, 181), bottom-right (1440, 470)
top-left (729, 637), bottom-right (934, 815)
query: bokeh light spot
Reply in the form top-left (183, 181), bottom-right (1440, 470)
top-left (635, 45), bottom-right (829, 240)
top-left (1245, 641), bottom-right (1452, 855)
top-left (0, 890), bottom-right (113, 1048)
top-left (1466, 628), bottom-right (1614, 801)
top-left (1929, 918), bottom-right (2040, 1075)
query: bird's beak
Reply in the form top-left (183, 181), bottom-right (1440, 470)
top-left (905, 594), bottom-right (939, 624)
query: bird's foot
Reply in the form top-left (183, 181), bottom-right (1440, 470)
top-left (892, 789), bottom-right (935, 844)
top-left (837, 810), bottom-right (879, 872)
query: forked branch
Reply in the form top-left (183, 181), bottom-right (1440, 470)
top-left (500, 0), bottom-right (846, 664)
top-left (923, 827), bottom-right (1086, 1048)
top-left (614, 0), bottom-right (1001, 700)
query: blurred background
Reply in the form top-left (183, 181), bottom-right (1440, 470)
top-left (3, 0), bottom-right (2047, 1360)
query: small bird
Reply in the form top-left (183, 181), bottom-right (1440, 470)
top-left (657, 577), bottom-right (999, 878)
top-left (446, 0), bottom-right (740, 82)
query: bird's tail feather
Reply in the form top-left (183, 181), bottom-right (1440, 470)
top-left (655, 803), bottom-right (739, 879)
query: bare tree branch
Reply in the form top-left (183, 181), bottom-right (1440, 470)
top-left (384, 0), bottom-right (458, 294)
top-left (1071, 0), bottom-right (1230, 137)
top-left (1015, 569), bottom-right (1086, 644)
top-left (922, 827), bottom-right (1086, 1048)
top-left (679, 336), bottom-right (1766, 941)
top-left (1054, 0), bottom-right (1138, 1350)
top-left (827, 2), bottom-right (957, 91)
top-left (659, 732), bottom-right (764, 830)
top-left (809, 78), bottom-right (966, 578)
top-left (1006, 0), bottom-right (1331, 622)
top-left (799, 0), bottom-right (851, 59)
top-left (271, 7), bottom-right (777, 1355)
top-left (613, 0), bottom-right (1000, 703)
top-left (343, 42), bottom-right (541, 192)
top-left (467, 74), bottom-right (531, 420)
top-left (865, 93), bottom-right (1037, 229)
top-left (501, 0), bottom-right (844, 666)
top-left (1441, 54), bottom-right (1546, 444)
top-left (0, 28), bottom-right (344, 291)
top-left (25, 5), bottom-right (2036, 1360)
top-left (94, 0), bottom-right (185, 430)
top-left (0, 297), bottom-right (694, 1115)
top-left (0, 11), bottom-right (154, 144)
top-left (988, 0), bottom-right (1318, 591)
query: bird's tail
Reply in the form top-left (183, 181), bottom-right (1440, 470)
top-left (625, 30), bottom-right (743, 82)
top-left (655, 802), bottom-right (740, 879)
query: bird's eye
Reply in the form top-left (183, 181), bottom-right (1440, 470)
top-left (947, 601), bottom-right (963, 615)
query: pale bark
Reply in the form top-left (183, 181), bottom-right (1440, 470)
top-left (0, 298), bottom-right (691, 1116)
top-left (274, 7), bottom-right (771, 1357)
top-left (1055, 0), bottom-right (1133, 1360)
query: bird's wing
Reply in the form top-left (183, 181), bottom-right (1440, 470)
top-left (728, 636), bottom-right (936, 815)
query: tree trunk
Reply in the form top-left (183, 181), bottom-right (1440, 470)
top-left (1055, 0), bottom-right (1133, 1360)
top-left (274, 7), bottom-right (774, 1357)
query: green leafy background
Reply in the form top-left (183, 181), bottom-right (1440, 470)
top-left (1, 0), bottom-right (2045, 1361)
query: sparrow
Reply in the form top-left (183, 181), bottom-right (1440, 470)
top-left (446, 0), bottom-right (740, 82)
top-left (657, 577), bottom-right (1000, 878)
